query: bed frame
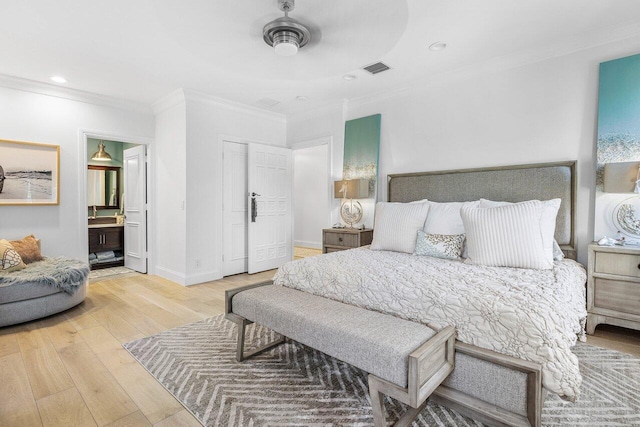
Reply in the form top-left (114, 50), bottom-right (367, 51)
top-left (387, 161), bottom-right (577, 427)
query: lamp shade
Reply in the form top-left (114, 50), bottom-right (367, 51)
top-left (603, 162), bottom-right (640, 193)
top-left (91, 141), bottom-right (112, 162)
top-left (334, 179), bottom-right (369, 199)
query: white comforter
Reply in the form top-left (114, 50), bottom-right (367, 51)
top-left (273, 247), bottom-right (587, 400)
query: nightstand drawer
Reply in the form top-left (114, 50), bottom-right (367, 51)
top-left (595, 252), bottom-right (640, 278)
top-left (324, 232), bottom-right (358, 248)
top-left (594, 278), bottom-right (640, 316)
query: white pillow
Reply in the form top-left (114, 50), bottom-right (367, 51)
top-left (461, 200), bottom-right (560, 270)
top-left (478, 198), bottom-right (561, 262)
top-left (423, 201), bottom-right (480, 234)
top-left (552, 240), bottom-right (565, 261)
top-left (371, 202), bottom-right (430, 253)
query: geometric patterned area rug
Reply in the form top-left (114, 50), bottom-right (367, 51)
top-left (124, 315), bottom-right (640, 427)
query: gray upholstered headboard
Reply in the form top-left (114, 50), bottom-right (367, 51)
top-left (387, 161), bottom-right (576, 258)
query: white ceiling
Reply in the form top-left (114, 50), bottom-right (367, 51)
top-left (2, 0), bottom-right (640, 114)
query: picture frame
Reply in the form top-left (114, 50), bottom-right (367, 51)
top-left (0, 138), bottom-right (60, 206)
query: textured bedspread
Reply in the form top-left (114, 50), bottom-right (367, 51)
top-left (273, 247), bottom-right (587, 400)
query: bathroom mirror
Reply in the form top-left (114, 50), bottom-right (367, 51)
top-left (87, 165), bottom-right (120, 209)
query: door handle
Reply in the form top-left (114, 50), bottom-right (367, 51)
top-left (251, 196), bottom-right (258, 223)
top-left (250, 192), bottom-right (261, 223)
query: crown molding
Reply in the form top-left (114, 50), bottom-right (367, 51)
top-left (286, 98), bottom-right (348, 123)
top-left (182, 88), bottom-right (287, 123)
top-left (348, 21), bottom-right (640, 111)
top-left (0, 73), bottom-right (152, 114)
top-left (152, 89), bottom-right (187, 115)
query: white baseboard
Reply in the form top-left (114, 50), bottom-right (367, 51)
top-left (185, 270), bottom-right (222, 286)
top-left (155, 266), bottom-right (222, 287)
top-left (294, 240), bottom-right (322, 249)
top-left (155, 266), bottom-right (186, 286)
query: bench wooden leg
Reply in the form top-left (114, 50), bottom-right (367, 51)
top-left (394, 401), bottom-right (427, 427)
top-left (368, 326), bottom-right (456, 427)
top-left (236, 318), bottom-right (249, 362)
top-left (369, 374), bottom-right (428, 427)
top-left (234, 317), bottom-right (286, 362)
top-left (369, 385), bottom-right (386, 427)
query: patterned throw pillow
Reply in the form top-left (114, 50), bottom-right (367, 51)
top-left (413, 231), bottom-right (465, 260)
top-left (0, 239), bottom-right (26, 272)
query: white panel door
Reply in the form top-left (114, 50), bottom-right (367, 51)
top-left (222, 141), bottom-right (248, 276)
top-left (123, 145), bottom-right (147, 273)
top-left (248, 143), bottom-right (292, 274)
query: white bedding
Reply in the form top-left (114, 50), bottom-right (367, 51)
top-left (273, 247), bottom-right (587, 400)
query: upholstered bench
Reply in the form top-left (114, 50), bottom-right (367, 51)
top-left (225, 282), bottom-right (455, 427)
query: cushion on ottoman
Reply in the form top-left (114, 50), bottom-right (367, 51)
top-left (232, 285), bottom-right (437, 388)
top-left (0, 281), bottom-right (61, 304)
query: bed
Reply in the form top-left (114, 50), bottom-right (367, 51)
top-left (274, 161), bottom-right (586, 426)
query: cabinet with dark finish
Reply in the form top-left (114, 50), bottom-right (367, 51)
top-left (88, 226), bottom-right (124, 269)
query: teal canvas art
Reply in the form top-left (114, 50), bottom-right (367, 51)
top-left (343, 114), bottom-right (381, 198)
top-left (596, 53), bottom-right (640, 190)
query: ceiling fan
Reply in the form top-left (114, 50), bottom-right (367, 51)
top-left (262, 0), bottom-right (312, 56)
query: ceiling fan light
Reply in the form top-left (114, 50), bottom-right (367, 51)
top-left (262, 0), bottom-right (311, 57)
top-left (273, 31), bottom-right (300, 56)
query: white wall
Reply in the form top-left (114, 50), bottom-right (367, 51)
top-left (184, 91), bottom-right (286, 285)
top-left (0, 85), bottom-right (154, 260)
top-left (152, 92), bottom-right (187, 282)
top-left (288, 38), bottom-right (640, 265)
top-left (153, 89), bottom-right (287, 285)
top-left (293, 145), bottom-right (329, 248)
top-left (287, 102), bottom-right (346, 225)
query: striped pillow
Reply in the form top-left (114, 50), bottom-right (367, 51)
top-left (461, 200), bottom-right (558, 269)
top-left (478, 198), bottom-right (561, 262)
top-left (371, 202), bottom-right (430, 253)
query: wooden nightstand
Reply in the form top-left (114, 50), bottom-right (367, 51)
top-left (587, 243), bottom-right (640, 334)
top-left (322, 228), bottom-right (373, 254)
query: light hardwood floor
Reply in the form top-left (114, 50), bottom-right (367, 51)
top-left (293, 246), bottom-right (322, 260)
top-left (0, 270), bottom-right (274, 427)
top-left (1, 270), bottom-right (639, 427)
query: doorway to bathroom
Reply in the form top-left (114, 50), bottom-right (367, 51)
top-left (83, 134), bottom-right (150, 274)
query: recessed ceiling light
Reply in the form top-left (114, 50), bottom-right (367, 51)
top-left (343, 74), bottom-right (357, 81)
top-left (296, 95), bottom-right (308, 101)
top-left (428, 42), bottom-right (447, 51)
top-left (49, 75), bottom-right (68, 83)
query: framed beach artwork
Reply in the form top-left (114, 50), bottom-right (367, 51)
top-left (0, 139), bottom-right (60, 205)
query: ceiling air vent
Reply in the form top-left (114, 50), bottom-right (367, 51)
top-left (256, 98), bottom-right (281, 108)
top-left (362, 62), bottom-right (391, 75)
